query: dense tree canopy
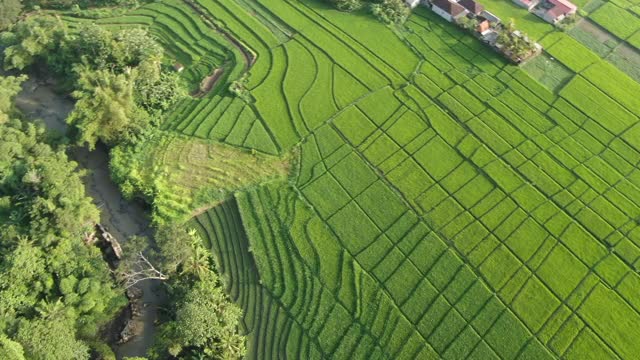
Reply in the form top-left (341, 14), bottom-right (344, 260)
top-left (2, 12), bottom-right (239, 360)
top-left (326, 0), bottom-right (412, 24)
top-left (16, 319), bottom-right (90, 360)
top-left (331, 0), bottom-right (364, 11)
top-left (370, 0), bottom-right (411, 24)
top-left (145, 226), bottom-right (246, 360)
top-left (67, 66), bottom-right (151, 149)
top-left (2, 20), bottom-right (184, 148)
top-left (0, 334), bottom-right (25, 360)
top-left (0, 0), bottom-right (22, 30)
top-left (170, 276), bottom-right (245, 358)
top-left (24, 0), bottom-right (137, 10)
top-left (0, 75), bottom-right (126, 359)
top-left (0, 75), bottom-right (26, 117)
top-left (0, 16), bottom-right (66, 71)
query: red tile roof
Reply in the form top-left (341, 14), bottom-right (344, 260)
top-left (547, 0), bottom-right (577, 17)
top-left (549, 0), bottom-right (577, 11)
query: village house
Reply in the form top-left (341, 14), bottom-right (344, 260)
top-left (480, 9), bottom-right (501, 24)
top-left (539, 0), bottom-right (577, 23)
top-left (458, 0), bottom-right (484, 16)
top-left (476, 18), bottom-right (492, 35)
top-left (406, 0), bottom-right (421, 8)
top-left (431, 0), bottom-right (468, 22)
top-left (423, 0), bottom-right (542, 63)
top-left (513, 0), bottom-right (577, 23)
top-left (513, 0), bottom-right (539, 10)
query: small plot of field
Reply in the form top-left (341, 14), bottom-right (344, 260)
top-left (606, 43), bottom-right (640, 82)
top-left (569, 19), bottom-right (620, 57)
top-left (522, 53), bottom-right (574, 92)
top-left (590, 3), bottom-right (640, 42)
top-left (125, 132), bottom-right (289, 221)
top-left (567, 19), bottom-right (640, 82)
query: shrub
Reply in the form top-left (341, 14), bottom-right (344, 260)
top-left (330, 0), bottom-right (364, 11)
top-left (370, 0), bottom-right (411, 25)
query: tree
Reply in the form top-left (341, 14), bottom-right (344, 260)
top-left (134, 58), bottom-right (184, 114)
top-left (0, 335), bottom-right (25, 360)
top-left (0, 0), bottom-right (22, 30)
top-left (3, 18), bottom-right (183, 146)
top-left (495, 20), bottom-right (536, 60)
top-left (370, 0), bottom-right (411, 25)
top-left (160, 274), bottom-right (245, 359)
top-left (64, 25), bottom-right (162, 73)
top-left (456, 16), bottom-right (478, 31)
top-left (16, 318), bottom-right (90, 360)
top-left (67, 66), bottom-right (151, 148)
top-left (0, 117), bottom-right (99, 241)
top-left (147, 225), bottom-right (246, 359)
top-left (0, 75), bottom-right (26, 119)
top-left (331, 0), bottom-right (363, 11)
top-left (115, 27), bottom-right (163, 67)
top-left (1, 16), bottom-right (66, 70)
top-left (0, 99), bottom-right (125, 356)
top-left (115, 236), bottom-right (168, 288)
top-left (154, 225), bottom-right (198, 275)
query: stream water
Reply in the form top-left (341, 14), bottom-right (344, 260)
top-left (13, 74), bottom-right (164, 359)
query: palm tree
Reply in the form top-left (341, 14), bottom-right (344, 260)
top-left (181, 230), bottom-right (212, 279)
top-left (36, 298), bottom-right (65, 320)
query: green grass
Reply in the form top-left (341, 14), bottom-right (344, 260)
top-left (546, 35), bottom-right (601, 72)
top-left (590, 3), bottom-right (640, 40)
top-left (578, 284), bottom-right (640, 359)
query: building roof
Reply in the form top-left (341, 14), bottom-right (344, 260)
top-left (458, 0), bottom-right (485, 14)
top-left (546, 0), bottom-right (577, 17)
top-left (432, 0), bottom-right (468, 16)
top-left (481, 9), bottom-right (501, 23)
top-left (549, 0), bottom-right (577, 11)
top-left (477, 19), bottom-right (491, 34)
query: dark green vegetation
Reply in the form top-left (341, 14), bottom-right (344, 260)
top-left (0, 0), bottom-right (22, 29)
top-left (1, 18), bottom-right (184, 148)
top-left (117, 226), bottom-right (246, 359)
top-left (0, 75), bottom-right (125, 359)
top-left (329, 0), bottom-right (411, 24)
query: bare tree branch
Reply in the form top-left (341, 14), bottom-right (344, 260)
top-left (116, 251), bottom-right (168, 288)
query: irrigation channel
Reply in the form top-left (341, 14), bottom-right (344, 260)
top-left (13, 72), bottom-right (165, 359)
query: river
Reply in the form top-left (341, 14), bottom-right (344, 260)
top-left (14, 74), bottom-right (164, 359)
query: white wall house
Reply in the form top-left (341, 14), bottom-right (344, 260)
top-left (512, 0), bottom-right (539, 10)
top-left (406, 0), bottom-right (420, 8)
top-left (431, 0), bottom-right (469, 22)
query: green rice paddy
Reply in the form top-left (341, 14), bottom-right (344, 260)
top-left (65, 0), bottom-right (640, 358)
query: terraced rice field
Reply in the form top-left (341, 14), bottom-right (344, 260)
top-left (62, 0), bottom-right (284, 154)
top-left (115, 132), bottom-right (288, 221)
top-left (80, 0), bottom-right (640, 358)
